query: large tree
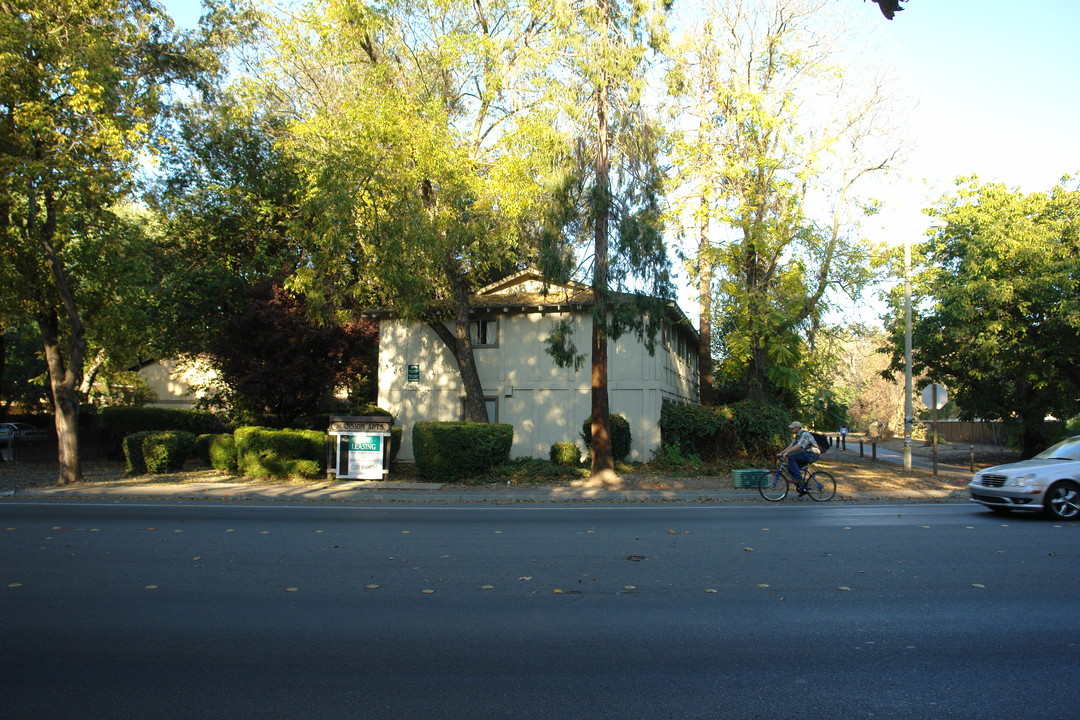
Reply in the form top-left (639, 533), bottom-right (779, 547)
top-left (258, 0), bottom-right (565, 423)
top-left (665, 0), bottom-right (901, 408)
top-left (886, 177), bottom-right (1080, 457)
top-left (148, 95), bottom-right (306, 358)
top-left (539, 0), bottom-right (674, 484)
top-left (0, 0), bottom-right (232, 482)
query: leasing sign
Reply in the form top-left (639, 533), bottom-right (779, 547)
top-left (337, 433), bottom-right (384, 480)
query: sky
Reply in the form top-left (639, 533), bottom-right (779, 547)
top-left (837, 0), bottom-right (1080, 324)
top-left (865, 0), bottom-right (1080, 235)
top-left (162, 0), bottom-right (1080, 325)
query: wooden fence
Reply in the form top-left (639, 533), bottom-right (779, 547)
top-left (1, 438), bottom-right (110, 463)
top-left (924, 420), bottom-right (1064, 446)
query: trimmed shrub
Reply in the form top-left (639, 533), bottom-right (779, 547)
top-left (143, 431), bottom-right (197, 473)
top-left (122, 431), bottom-right (154, 475)
top-left (549, 442), bottom-right (581, 467)
top-left (413, 422), bottom-right (514, 481)
top-left (123, 430), bottom-right (196, 474)
top-left (581, 414), bottom-right (632, 461)
top-left (390, 426), bottom-right (402, 463)
top-left (234, 426), bottom-right (325, 480)
top-left (197, 433), bottom-right (238, 472)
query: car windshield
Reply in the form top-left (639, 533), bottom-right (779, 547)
top-left (1035, 436), bottom-right (1080, 461)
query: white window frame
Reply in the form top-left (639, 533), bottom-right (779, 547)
top-left (469, 319), bottom-right (499, 348)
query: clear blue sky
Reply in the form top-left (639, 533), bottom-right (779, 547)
top-left (884, 0), bottom-right (1080, 194)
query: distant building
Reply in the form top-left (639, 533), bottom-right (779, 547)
top-left (136, 357), bottom-right (218, 410)
top-left (366, 270), bottom-right (699, 462)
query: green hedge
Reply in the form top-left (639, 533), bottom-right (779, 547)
top-left (581, 414), bottom-right (632, 461)
top-left (234, 426), bottom-right (325, 480)
top-left (123, 430), bottom-right (196, 474)
top-left (196, 433), bottom-right (238, 472)
top-left (122, 431), bottom-right (154, 475)
top-left (144, 431), bottom-right (197, 473)
top-left (660, 399), bottom-right (789, 460)
top-left (413, 422), bottom-right (514, 481)
top-left (98, 406), bottom-right (228, 457)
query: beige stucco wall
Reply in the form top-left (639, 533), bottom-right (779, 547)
top-left (378, 311), bottom-right (698, 463)
top-left (137, 357), bottom-right (218, 410)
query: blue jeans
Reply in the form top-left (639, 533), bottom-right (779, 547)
top-left (787, 451), bottom-right (818, 482)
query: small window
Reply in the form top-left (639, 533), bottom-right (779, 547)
top-left (470, 319), bottom-right (498, 347)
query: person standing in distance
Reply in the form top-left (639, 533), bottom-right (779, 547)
top-left (778, 421), bottom-right (820, 492)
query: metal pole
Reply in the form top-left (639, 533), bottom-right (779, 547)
top-left (931, 385), bottom-right (938, 476)
top-left (904, 240), bottom-right (913, 472)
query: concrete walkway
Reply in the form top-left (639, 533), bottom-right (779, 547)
top-left (5, 477), bottom-right (968, 504)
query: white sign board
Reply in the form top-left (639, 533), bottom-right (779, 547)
top-left (920, 384), bottom-right (948, 410)
top-left (345, 434), bottom-right (385, 480)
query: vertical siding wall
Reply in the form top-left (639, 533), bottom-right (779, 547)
top-left (379, 312), bottom-right (698, 463)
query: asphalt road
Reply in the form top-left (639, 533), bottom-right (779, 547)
top-left (2, 501), bottom-right (1077, 719)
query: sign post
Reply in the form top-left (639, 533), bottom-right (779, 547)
top-left (920, 384), bottom-right (948, 475)
top-left (326, 415), bottom-right (392, 481)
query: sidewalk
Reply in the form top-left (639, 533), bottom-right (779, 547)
top-left (4, 478), bottom-right (968, 504)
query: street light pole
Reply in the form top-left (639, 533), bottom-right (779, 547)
top-left (904, 239), bottom-right (913, 472)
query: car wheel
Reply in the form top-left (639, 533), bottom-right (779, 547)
top-left (1044, 481), bottom-right (1080, 521)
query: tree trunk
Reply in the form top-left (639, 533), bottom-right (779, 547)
top-left (38, 312), bottom-right (84, 484)
top-left (698, 203), bottom-right (713, 406)
top-left (747, 342), bottom-right (767, 403)
top-left (589, 13), bottom-right (616, 485)
top-left (428, 319), bottom-right (488, 423)
top-left (80, 347), bottom-right (108, 398)
top-left (426, 268), bottom-right (488, 423)
top-left (36, 190), bottom-right (85, 485)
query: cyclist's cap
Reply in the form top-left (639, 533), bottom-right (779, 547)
top-left (789, 421), bottom-right (803, 429)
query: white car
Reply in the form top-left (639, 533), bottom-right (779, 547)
top-left (0, 422), bottom-right (47, 441)
top-left (968, 435), bottom-right (1080, 520)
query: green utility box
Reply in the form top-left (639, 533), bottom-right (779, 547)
top-left (732, 469), bottom-right (768, 488)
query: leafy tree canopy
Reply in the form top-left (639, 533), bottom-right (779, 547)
top-left (886, 176), bottom-right (1080, 456)
top-left (204, 282), bottom-right (378, 425)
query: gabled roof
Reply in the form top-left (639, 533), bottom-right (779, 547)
top-left (473, 268), bottom-right (593, 308)
top-left (362, 268), bottom-right (698, 341)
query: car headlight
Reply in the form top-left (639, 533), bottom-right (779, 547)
top-left (1007, 473), bottom-right (1037, 488)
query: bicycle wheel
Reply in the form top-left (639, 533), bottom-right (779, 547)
top-left (758, 470), bottom-right (788, 501)
top-left (805, 470), bottom-right (836, 501)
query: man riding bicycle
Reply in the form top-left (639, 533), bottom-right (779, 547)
top-left (778, 421), bottom-right (820, 491)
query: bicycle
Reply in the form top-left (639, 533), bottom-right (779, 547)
top-left (757, 457), bottom-right (836, 502)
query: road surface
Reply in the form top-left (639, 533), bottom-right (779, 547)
top-left (2, 501), bottom-right (1076, 718)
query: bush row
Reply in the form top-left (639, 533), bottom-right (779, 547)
top-left (124, 424), bottom-right (407, 479)
top-left (114, 402), bottom-right (786, 481)
top-left (659, 399), bottom-right (789, 460)
top-left (124, 427), bottom-right (324, 479)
